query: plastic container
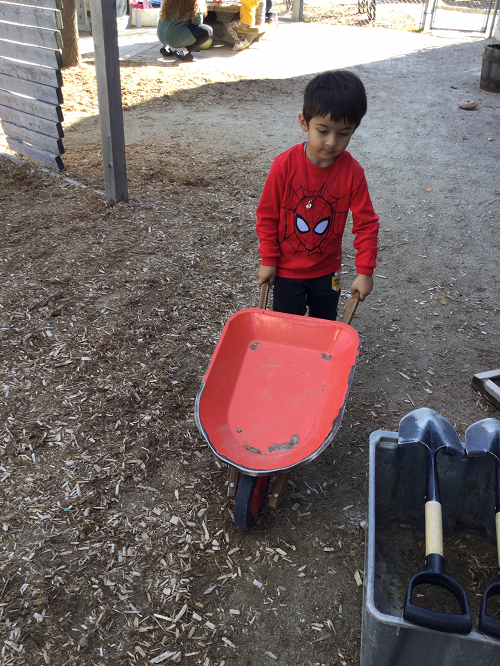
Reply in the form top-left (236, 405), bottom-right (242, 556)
top-left (361, 430), bottom-right (500, 666)
top-left (131, 8), bottom-right (159, 26)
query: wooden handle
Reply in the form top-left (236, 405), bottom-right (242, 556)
top-left (342, 291), bottom-right (360, 325)
top-left (425, 500), bottom-right (444, 557)
top-left (258, 282), bottom-right (269, 310)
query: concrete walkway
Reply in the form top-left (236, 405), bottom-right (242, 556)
top-left (79, 20), bottom-right (488, 80)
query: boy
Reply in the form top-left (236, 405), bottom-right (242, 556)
top-left (256, 70), bottom-right (379, 320)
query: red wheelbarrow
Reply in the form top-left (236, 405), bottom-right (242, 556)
top-left (194, 284), bottom-right (361, 528)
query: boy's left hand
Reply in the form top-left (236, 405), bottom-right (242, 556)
top-left (351, 274), bottom-right (373, 301)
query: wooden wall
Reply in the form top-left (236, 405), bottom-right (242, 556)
top-left (0, 0), bottom-right (65, 170)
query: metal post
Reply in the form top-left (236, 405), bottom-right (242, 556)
top-left (488, 0), bottom-right (499, 37)
top-left (291, 0), bottom-right (303, 22)
top-left (88, 0), bottom-right (129, 202)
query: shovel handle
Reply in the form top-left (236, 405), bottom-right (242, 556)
top-left (258, 281), bottom-right (270, 310)
top-left (425, 500), bottom-right (444, 557)
top-left (497, 511), bottom-right (500, 568)
top-left (342, 292), bottom-right (360, 326)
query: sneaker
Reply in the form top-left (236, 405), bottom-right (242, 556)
top-left (233, 38), bottom-right (249, 51)
top-left (173, 48), bottom-right (196, 62)
top-left (160, 46), bottom-right (175, 57)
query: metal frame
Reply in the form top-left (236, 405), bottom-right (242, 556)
top-left (429, 0), bottom-right (495, 33)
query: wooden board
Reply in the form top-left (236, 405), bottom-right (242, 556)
top-left (0, 103), bottom-right (63, 137)
top-left (12, 0), bottom-right (62, 8)
top-left (210, 5), bottom-right (240, 12)
top-left (0, 72), bottom-right (63, 104)
top-left (6, 136), bottom-right (63, 170)
top-left (0, 56), bottom-right (62, 88)
top-left (207, 2), bottom-right (241, 10)
top-left (0, 89), bottom-right (62, 122)
top-left (0, 2), bottom-right (62, 30)
top-left (0, 39), bottom-right (63, 69)
top-left (0, 20), bottom-right (63, 50)
top-left (238, 23), bottom-right (268, 33)
top-left (1, 119), bottom-right (64, 154)
top-left (88, 0), bottom-right (128, 202)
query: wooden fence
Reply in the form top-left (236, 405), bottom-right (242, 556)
top-left (0, 0), bottom-right (65, 170)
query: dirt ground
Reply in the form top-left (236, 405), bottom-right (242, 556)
top-left (1, 18), bottom-right (500, 666)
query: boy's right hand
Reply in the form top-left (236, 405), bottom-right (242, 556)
top-left (258, 264), bottom-right (277, 287)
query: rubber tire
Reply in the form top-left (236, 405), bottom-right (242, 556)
top-left (233, 474), bottom-right (270, 529)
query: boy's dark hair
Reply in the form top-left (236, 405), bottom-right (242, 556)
top-left (303, 70), bottom-right (367, 127)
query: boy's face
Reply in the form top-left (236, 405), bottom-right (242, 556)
top-left (298, 114), bottom-right (357, 167)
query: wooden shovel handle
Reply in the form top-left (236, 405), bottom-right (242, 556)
top-left (342, 291), bottom-right (360, 325)
top-left (258, 281), bottom-right (270, 310)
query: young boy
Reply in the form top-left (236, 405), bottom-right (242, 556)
top-left (256, 70), bottom-right (379, 320)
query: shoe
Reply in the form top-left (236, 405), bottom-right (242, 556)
top-left (173, 48), bottom-right (196, 62)
top-left (233, 38), bottom-right (249, 51)
top-left (160, 46), bottom-right (175, 57)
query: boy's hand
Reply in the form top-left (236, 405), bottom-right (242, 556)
top-left (351, 274), bottom-right (373, 301)
top-left (258, 264), bottom-right (277, 287)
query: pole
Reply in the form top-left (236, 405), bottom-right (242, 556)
top-left (88, 0), bottom-right (129, 202)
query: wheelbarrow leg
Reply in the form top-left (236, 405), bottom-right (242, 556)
top-left (227, 465), bottom-right (240, 498)
top-left (268, 471), bottom-right (291, 509)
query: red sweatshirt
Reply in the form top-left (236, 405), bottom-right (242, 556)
top-left (256, 143), bottom-right (379, 279)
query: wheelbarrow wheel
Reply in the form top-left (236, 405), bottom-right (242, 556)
top-left (233, 474), bottom-right (269, 529)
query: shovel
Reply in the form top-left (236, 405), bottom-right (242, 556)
top-left (398, 408), bottom-right (471, 633)
top-left (465, 417), bottom-right (500, 639)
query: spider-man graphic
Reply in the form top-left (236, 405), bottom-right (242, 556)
top-left (280, 182), bottom-right (349, 256)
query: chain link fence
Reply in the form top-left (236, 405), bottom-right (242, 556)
top-left (429, 0), bottom-right (497, 32)
top-left (274, 0), bottom-right (498, 32)
top-left (275, 0), bottom-right (425, 29)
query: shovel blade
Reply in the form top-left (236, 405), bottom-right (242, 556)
top-left (399, 408), bottom-right (463, 455)
top-left (465, 418), bottom-right (500, 459)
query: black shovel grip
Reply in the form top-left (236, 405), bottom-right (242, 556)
top-left (404, 569), bottom-right (472, 634)
top-left (479, 581), bottom-right (500, 639)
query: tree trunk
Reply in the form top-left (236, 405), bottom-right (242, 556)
top-left (60, 0), bottom-right (81, 68)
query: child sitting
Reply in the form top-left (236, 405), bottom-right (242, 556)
top-left (227, 0), bottom-right (259, 50)
top-left (256, 70), bottom-right (379, 320)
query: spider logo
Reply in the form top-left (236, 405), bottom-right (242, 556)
top-left (281, 182), bottom-right (348, 256)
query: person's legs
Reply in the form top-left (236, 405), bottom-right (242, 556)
top-left (273, 276), bottom-right (307, 316)
top-left (186, 23), bottom-right (213, 50)
top-left (305, 273), bottom-right (340, 321)
top-left (226, 20), bottom-right (250, 49)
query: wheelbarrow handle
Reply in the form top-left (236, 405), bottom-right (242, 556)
top-left (342, 291), bottom-right (360, 326)
top-left (258, 281), bottom-right (270, 310)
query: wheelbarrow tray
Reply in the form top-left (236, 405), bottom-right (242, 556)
top-left (195, 308), bottom-right (360, 476)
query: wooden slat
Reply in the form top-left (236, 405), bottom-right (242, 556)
top-left (0, 103), bottom-right (63, 137)
top-left (89, 0), bottom-right (128, 202)
top-left (2, 119), bottom-right (64, 154)
top-left (0, 39), bottom-right (63, 69)
top-left (267, 472), bottom-right (291, 509)
top-left (11, 0), bottom-right (62, 9)
top-left (227, 467), bottom-right (240, 498)
top-left (0, 20), bottom-right (63, 49)
top-left (238, 23), bottom-right (268, 33)
top-left (0, 56), bottom-right (62, 87)
top-left (0, 2), bottom-right (62, 30)
top-left (6, 136), bottom-right (63, 170)
top-left (0, 89), bottom-right (62, 122)
top-left (0, 72), bottom-right (63, 104)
